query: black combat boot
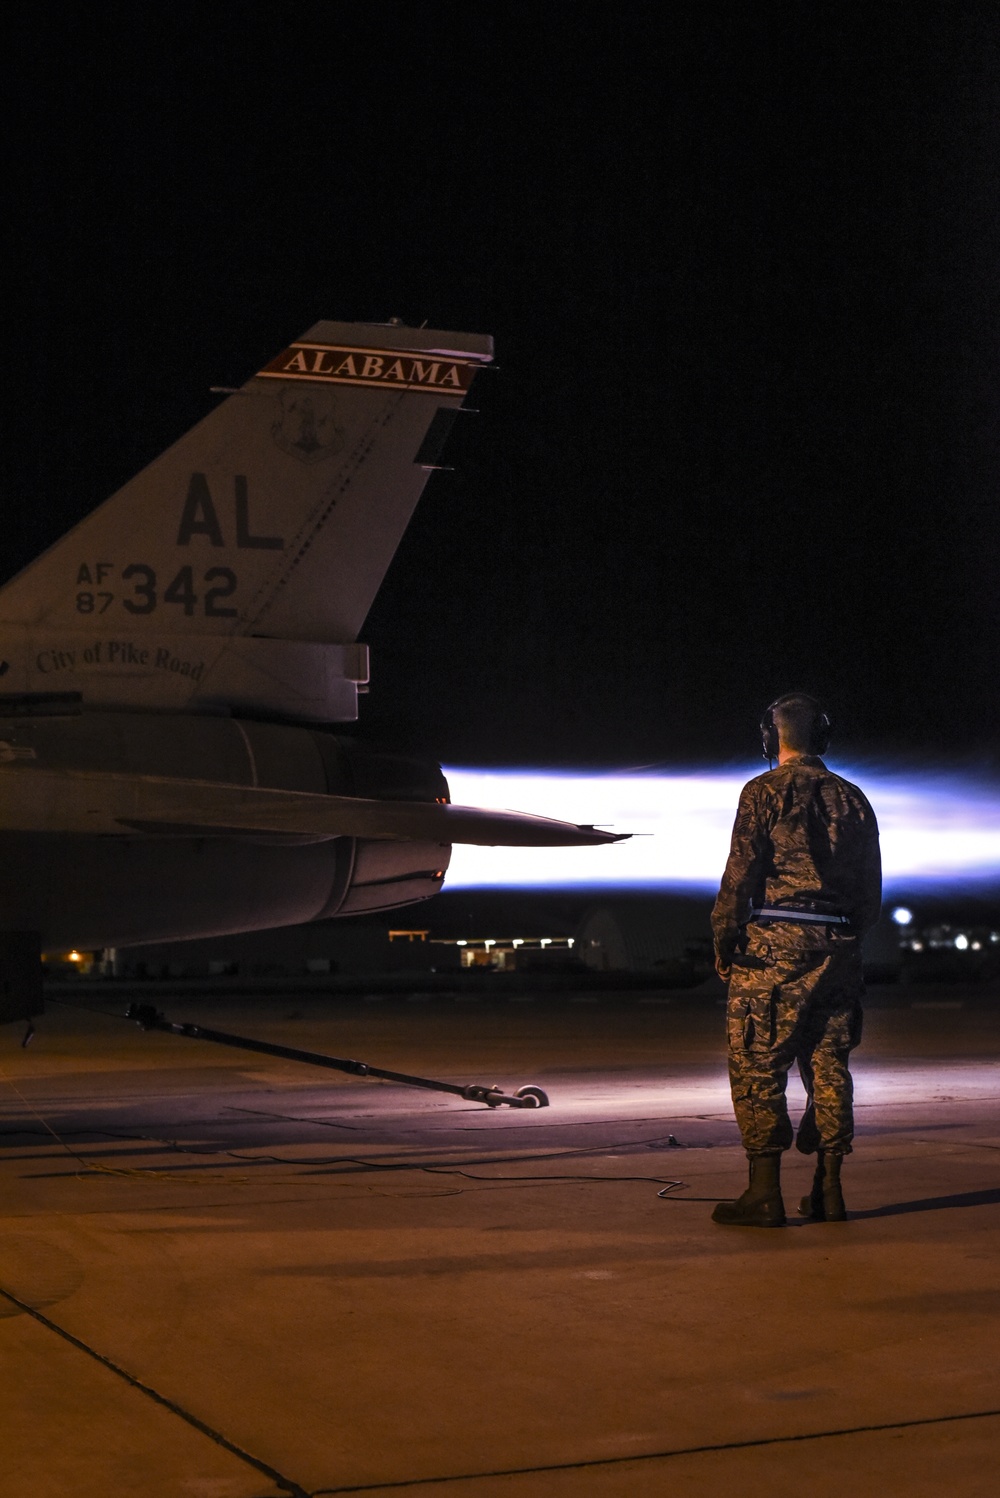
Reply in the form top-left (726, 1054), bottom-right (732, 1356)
top-left (798, 1151), bottom-right (847, 1221)
top-left (711, 1153), bottom-right (786, 1227)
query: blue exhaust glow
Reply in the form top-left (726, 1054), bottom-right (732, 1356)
top-left (443, 767), bottom-right (1000, 894)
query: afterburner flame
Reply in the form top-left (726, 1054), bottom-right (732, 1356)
top-left (444, 767), bottom-right (1000, 893)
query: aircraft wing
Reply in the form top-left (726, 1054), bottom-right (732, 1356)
top-left (0, 768), bottom-right (627, 848)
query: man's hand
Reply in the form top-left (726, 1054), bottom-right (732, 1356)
top-left (715, 953), bottom-right (732, 983)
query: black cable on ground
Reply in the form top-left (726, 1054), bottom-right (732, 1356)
top-left (6, 1004), bottom-right (705, 1194)
top-left (3, 1117), bottom-right (698, 1194)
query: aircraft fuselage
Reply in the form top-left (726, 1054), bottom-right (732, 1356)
top-left (0, 708), bottom-right (449, 949)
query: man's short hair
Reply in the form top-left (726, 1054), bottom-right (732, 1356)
top-left (772, 693), bottom-right (828, 753)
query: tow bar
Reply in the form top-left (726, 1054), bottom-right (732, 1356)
top-left (126, 1004), bottom-right (550, 1109)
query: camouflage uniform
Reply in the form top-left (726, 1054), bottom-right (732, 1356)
top-left (712, 755), bottom-right (881, 1158)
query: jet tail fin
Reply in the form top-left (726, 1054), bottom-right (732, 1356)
top-left (0, 321), bottom-right (492, 722)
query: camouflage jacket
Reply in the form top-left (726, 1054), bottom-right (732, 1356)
top-left (711, 755), bottom-right (882, 966)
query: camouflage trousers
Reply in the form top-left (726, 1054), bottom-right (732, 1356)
top-left (726, 923), bottom-right (864, 1157)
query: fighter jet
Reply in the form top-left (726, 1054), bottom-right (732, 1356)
top-left (0, 321), bottom-right (623, 1020)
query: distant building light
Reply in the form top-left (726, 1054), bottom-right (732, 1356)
top-left (484, 939), bottom-right (495, 949)
top-left (891, 907), bottom-right (913, 926)
top-left (68, 950), bottom-right (83, 963)
top-left (972, 941), bottom-right (982, 951)
top-left (540, 938), bottom-right (552, 948)
top-left (567, 937), bottom-right (575, 947)
top-left (911, 940), bottom-right (924, 951)
top-left (456, 940), bottom-right (467, 947)
top-left (512, 939), bottom-right (524, 948)
top-left (954, 934), bottom-right (969, 950)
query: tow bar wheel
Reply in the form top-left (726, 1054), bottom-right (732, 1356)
top-left (514, 1085), bottom-right (549, 1108)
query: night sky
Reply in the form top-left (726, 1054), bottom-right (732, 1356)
top-left (5, 2), bottom-right (1000, 771)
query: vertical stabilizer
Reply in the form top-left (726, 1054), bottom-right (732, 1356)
top-left (0, 321), bottom-right (492, 721)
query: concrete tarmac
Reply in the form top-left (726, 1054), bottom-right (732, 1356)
top-left (1, 984), bottom-right (998, 1496)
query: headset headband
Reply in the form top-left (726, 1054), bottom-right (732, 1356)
top-left (760, 693), bottom-right (831, 761)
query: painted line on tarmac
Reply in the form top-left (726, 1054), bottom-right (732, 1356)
top-left (0, 1285), bottom-right (307, 1498)
top-left (311, 1407), bottom-right (1000, 1493)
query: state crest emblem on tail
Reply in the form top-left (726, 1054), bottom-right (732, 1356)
top-left (271, 387), bottom-right (345, 464)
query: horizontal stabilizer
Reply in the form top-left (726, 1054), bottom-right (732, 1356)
top-left (0, 768), bottom-right (628, 849)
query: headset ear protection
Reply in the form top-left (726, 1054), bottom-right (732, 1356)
top-left (760, 694), bottom-right (831, 761)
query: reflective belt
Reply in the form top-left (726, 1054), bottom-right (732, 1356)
top-left (751, 906), bottom-right (850, 926)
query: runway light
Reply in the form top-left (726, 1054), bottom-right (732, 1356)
top-left (443, 766), bottom-right (1000, 894)
top-left (891, 907), bottom-right (914, 926)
